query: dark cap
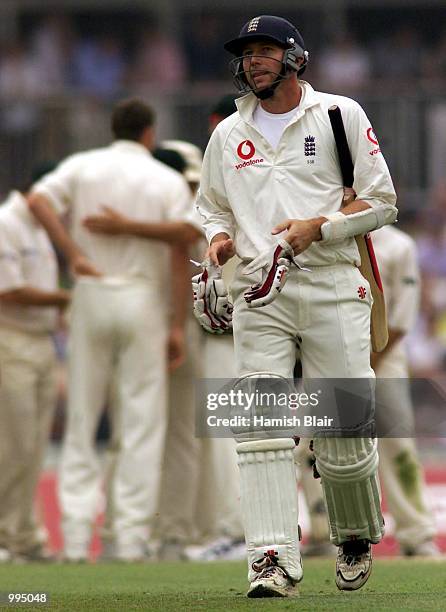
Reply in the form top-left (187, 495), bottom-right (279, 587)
top-left (153, 147), bottom-right (187, 175)
top-left (224, 15), bottom-right (305, 56)
top-left (210, 94), bottom-right (238, 119)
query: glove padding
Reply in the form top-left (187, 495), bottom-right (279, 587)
top-left (192, 261), bottom-right (233, 333)
top-left (244, 239), bottom-right (295, 308)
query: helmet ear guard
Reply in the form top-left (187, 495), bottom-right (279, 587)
top-left (283, 42), bottom-right (309, 76)
top-left (229, 42), bottom-right (309, 97)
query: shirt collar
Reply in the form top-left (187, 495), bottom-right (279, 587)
top-left (235, 80), bottom-right (320, 123)
top-left (111, 140), bottom-right (152, 156)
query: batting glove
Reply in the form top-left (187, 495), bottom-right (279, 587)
top-left (243, 240), bottom-right (295, 308)
top-left (192, 261), bottom-right (233, 334)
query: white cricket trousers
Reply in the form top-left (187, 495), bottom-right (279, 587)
top-left (154, 315), bottom-right (203, 544)
top-left (194, 332), bottom-right (243, 541)
top-left (232, 262), bottom-right (374, 379)
top-left (59, 277), bottom-right (168, 559)
top-left (375, 356), bottom-right (436, 549)
top-left (0, 325), bottom-right (56, 554)
top-left (155, 323), bottom-right (243, 544)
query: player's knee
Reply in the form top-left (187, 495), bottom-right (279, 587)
top-left (313, 436), bottom-right (379, 482)
top-left (230, 371), bottom-right (296, 443)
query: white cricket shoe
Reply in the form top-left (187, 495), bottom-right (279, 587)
top-left (248, 565), bottom-right (299, 598)
top-left (335, 540), bottom-right (372, 591)
top-left (248, 552), bottom-right (299, 598)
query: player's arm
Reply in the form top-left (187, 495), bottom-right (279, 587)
top-left (196, 126), bottom-right (236, 258)
top-left (339, 102), bottom-right (397, 226)
top-left (82, 206), bottom-right (201, 245)
top-left (0, 287), bottom-right (70, 308)
top-left (271, 199), bottom-right (377, 255)
top-left (371, 237), bottom-right (420, 370)
top-left (27, 192), bottom-right (100, 277)
top-left (0, 226), bottom-right (70, 308)
top-left (167, 244), bottom-right (190, 371)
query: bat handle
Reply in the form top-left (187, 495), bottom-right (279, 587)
top-left (342, 187), bottom-right (356, 206)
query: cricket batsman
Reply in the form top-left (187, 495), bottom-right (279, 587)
top-left (194, 15), bottom-right (397, 597)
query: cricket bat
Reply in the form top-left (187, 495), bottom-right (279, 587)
top-left (328, 104), bottom-right (388, 352)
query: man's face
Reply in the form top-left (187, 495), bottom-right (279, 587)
top-left (241, 40), bottom-right (285, 92)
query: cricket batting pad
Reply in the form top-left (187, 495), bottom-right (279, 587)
top-left (237, 438), bottom-right (303, 582)
top-left (313, 436), bottom-right (384, 545)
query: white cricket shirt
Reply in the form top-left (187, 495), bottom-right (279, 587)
top-left (196, 81), bottom-right (397, 268)
top-left (372, 225), bottom-right (420, 374)
top-left (32, 140), bottom-right (192, 285)
top-left (0, 191), bottom-right (58, 333)
top-left (372, 225), bottom-right (420, 336)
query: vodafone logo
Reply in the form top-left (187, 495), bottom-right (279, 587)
top-left (237, 140), bottom-right (256, 160)
top-left (366, 127), bottom-right (381, 155)
top-left (367, 128), bottom-right (379, 145)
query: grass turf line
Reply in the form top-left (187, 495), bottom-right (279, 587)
top-left (0, 559), bottom-right (444, 611)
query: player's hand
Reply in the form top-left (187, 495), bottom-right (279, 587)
top-left (206, 238), bottom-right (235, 266)
top-left (271, 218), bottom-right (324, 255)
top-left (243, 241), bottom-right (294, 308)
top-left (70, 254), bottom-right (102, 277)
top-left (167, 325), bottom-right (185, 371)
top-left (83, 206), bottom-right (129, 235)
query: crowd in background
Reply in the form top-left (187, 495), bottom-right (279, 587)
top-left (0, 12), bottom-right (445, 104)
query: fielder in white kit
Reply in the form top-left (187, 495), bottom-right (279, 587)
top-left (0, 185), bottom-right (69, 562)
top-left (195, 15), bottom-right (397, 597)
top-left (84, 140), bottom-right (245, 557)
top-left (371, 225), bottom-right (438, 555)
top-left (28, 99), bottom-right (191, 561)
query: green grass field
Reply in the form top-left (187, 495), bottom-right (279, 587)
top-left (0, 559), bottom-right (444, 611)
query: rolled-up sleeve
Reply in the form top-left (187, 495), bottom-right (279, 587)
top-left (195, 128), bottom-right (235, 244)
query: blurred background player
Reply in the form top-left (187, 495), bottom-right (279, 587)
top-left (153, 140), bottom-right (206, 560)
top-left (187, 94), bottom-right (245, 561)
top-left (82, 139), bottom-right (203, 561)
top-left (372, 224), bottom-right (439, 556)
top-left (83, 97), bottom-right (246, 561)
top-left (0, 163), bottom-right (70, 563)
top-left (208, 94), bottom-right (239, 134)
top-left (27, 98), bottom-right (191, 562)
top-left (297, 223), bottom-right (440, 558)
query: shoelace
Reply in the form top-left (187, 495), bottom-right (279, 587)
top-left (343, 553), bottom-right (363, 567)
top-left (260, 566), bottom-right (282, 580)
